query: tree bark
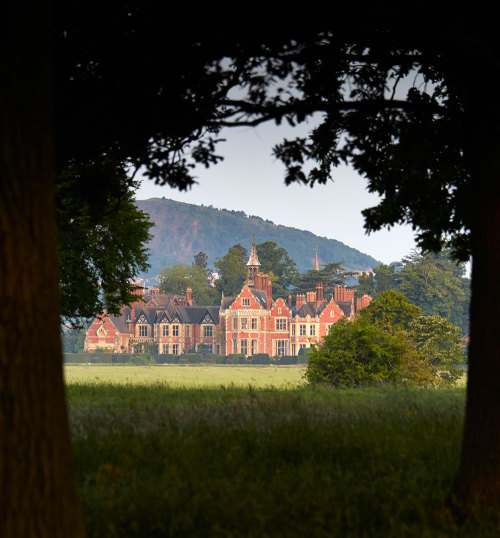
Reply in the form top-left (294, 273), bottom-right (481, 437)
top-left (453, 60), bottom-right (500, 513)
top-left (0, 2), bottom-right (86, 536)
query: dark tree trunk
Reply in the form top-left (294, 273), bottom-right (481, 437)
top-left (0, 2), bottom-right (86, 536)
top-left (453, 65), bottom-right (500, 513)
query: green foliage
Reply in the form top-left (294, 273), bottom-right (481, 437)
top-left (307, 292), bottom-right (465, 388)
top-left (158, 263), bottom-right (219, 305)
top-left (398, 250), bottom-right (470, 333)
top-left (272, 355), bottom-right (298, 365)
top-left (64, 353), bottom-right (92, 364)
top-left (409, 315), bottom-right (465, 384)
top-left (214, 244), bottom-right (248, 296)
top-left (226, 354), bottom-right (247, 365)
top-left (56, 164), bottom-right (153, 322)
top-left (305, 319), bottom-right (432, 388)
top-left (358, 290), bottom-right (422, 333)
top-left (294, 261), bottom-right (352, 297)
top-left (256, 241), bottom-right (298, 297)
top-left (356, 264), bottom-right (399, 298)
top-left (156, 354), bottom-right (179, 364)
top-left (192, 251), bottom-right (209, 274)
top-left (62, 329), bottom-right (86, 353)
top-left (250, 353), bottom-right (271, 365)
top-left (130, 354), bottom-right (155, 366)
top-left (356, 251), bottom-right (471, 334)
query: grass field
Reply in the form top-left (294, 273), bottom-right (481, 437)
top-left (64, 364), bottom-right (307, 388)
top-left (65, 366), bottom-right (494, 537)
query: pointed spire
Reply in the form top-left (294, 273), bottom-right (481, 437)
top-left (314, 246), bottom-right (319, 271)
top-left (247, 232), bottom-right (261, 267)
top-left (246, 233), bottom-right (260, 287)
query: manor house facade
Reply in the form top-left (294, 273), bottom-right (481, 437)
top-left (84, 235), bottom-right (372, 356)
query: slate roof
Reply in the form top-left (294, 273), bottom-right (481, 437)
top-left (177, 306), bottom-right (220, 324)
top-left (146, 293), bottom-right (188, 306)
top-left (250, 289), bottom-right (268, 308)
top-left (296, 302), bottom-right (319, 318)
top-left (135, 306), bottom-right (157, 324)
top-left (221, 297), bottom-right (235, 310)
top-left (108, 308), bottom-right (131, 334)
top-left (337, 301), bottom-right (353, 318)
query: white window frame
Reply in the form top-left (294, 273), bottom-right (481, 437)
top-left (203, 325), bottom-right (213, 338)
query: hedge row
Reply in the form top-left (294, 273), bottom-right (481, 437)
top-left (64, 351), bottom-right (310, 365)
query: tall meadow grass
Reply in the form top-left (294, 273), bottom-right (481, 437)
top-left (66, 382), bottom-right (498, 537)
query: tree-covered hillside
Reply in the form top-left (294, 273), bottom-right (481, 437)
top-left (135, 198), bottom-right (380, 276)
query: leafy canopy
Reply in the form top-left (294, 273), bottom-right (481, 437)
top-left (214, 244), bottom-right (248, 297)
top-left (305, 318), bottom-right (432, 388)
top-left (356, 250), bottom-right (470, 333)
top-left (294, 261), bottom-right (353, 298)
top-left (358, 290), bottom-right (422, 333)
top-left (409, 315), bottom-right (465, 384)
top-left (256, 241), bottom-right (298, 298)
top-left (306, 291), bottom-right (464, 388)
top-left (56, 162), bottom-right (152, 322)
top-left (158, 264), bottom-right (218, 305)
top-left (57, 12), bottom-right (478, 262)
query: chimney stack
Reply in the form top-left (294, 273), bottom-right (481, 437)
top-left (334, 285), bottom-right (344, 303)
top-left (186, 287), bottom-right (192, 306)
top-left (315, 282), bottom-right (323, 305)
top-left (306, 291), bottom-right (316, 303)
top-left (296, 293), bottom-right (305, 309)
top-left (266, 280), bottom-right (273, 310)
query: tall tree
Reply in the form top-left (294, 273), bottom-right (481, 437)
top-left (193, 251), bottom-right (210, 274)
top-left (356, 264), bottom-right (400, 298)
top-left (256, 240), bottom-right (298, 298)
top-left (213, 244), bottom-right (248, 296)
top-left (1, 3), bottom-right (86, 536)
top-left (295, 261), bottom-right (352, 298)
top-left (409, 315), bottom-right (465, 385)
top-left (358, 290), bottom-right (423, 334)
top-left (357, 251), bottom-right (471, 334)
top-left (398, 250), bottom-right (470, 333)
top-left (158, 263), bottom-right (218, 305)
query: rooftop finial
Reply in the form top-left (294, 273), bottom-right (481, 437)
top-left (246, 233), bottom-right (260, 287)
top-left (247, 233), bottom-right (261, 267)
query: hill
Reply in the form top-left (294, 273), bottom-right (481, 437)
top-left (135, 198), bottom-right (380, 276)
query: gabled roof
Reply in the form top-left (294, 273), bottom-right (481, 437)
top-left (296, 302), bottom-right (319, 319)
top-left (155, 309), bottom-right (170, 323)
top-left (135, 307), bottom-right (156, 324)
top-left (108, 309), bottom-right (131, 334)
top-left (250, 288), bottom-right (268, 308)
top-left (176, 306), bottom-right (220, 324)
top-left (337, 302), bottom-right (353, 318)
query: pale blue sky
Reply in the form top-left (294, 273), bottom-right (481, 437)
top-left (136, 120), bottom-right (417, 265)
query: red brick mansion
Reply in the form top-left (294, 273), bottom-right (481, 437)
top-left (84, 235), bottom-right (372, 356)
